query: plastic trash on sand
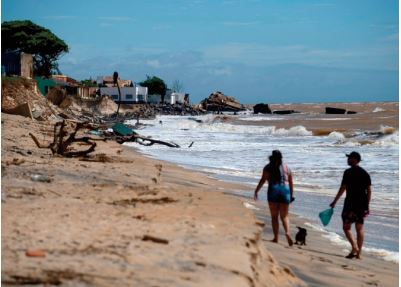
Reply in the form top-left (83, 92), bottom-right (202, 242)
top-left (112, 123), bottom-right (136, 136)
top-left (319, 208), bottom-right (334, 226)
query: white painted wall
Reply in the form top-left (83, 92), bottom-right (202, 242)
top-left (172, 92), bottom-right (185, 104)
top-left (136, 86), bottom-right (148, 102)
top-left (100, 87), bottom-right (136, 102)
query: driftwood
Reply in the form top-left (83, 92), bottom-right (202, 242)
top-left (29, 120), bottom-right (101, 157)
top-left (116, 134), bottom-right (180, 148)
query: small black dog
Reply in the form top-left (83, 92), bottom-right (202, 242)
top-left (295, 226), bottom-right (307, 245)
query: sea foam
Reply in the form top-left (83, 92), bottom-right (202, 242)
top-left (328, 131), bottom-right (346, 142)
top-left (305, 223), bottom-right (399, 263)
top-left (373, 107), bottom-right (385, 113)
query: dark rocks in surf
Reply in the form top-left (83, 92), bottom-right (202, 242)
top-left (325, 107), bottom-right (346, 114)
top-left (253, 103), bottom-right (272, 114)
top-left (273, 110), bottom-right (297, 115)
top-left (325, 107), bottom-right (357, 115)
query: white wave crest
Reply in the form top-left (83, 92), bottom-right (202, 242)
top-left (373, 131), bottom-right (399, 146)
top-left (275, 126), bottom-right (312, 136)
top-left (364, 248), bottom-right (399, 263)
top-left (328, 131), bottom-right (346, 142)
top-left (373, 107), bottom-right (385, 113)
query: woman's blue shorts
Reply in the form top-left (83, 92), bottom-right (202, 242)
top-left (268, 184), bottom-right (291, 204)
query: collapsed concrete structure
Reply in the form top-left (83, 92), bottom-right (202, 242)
top-left (199, 91), bottom-right (244, 112)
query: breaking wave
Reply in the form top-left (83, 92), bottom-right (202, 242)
top-left (380, 125), bottom-right (396, 135)
top-left (328, 131), bottom-right (346, 142)
top-left (325, 129), bottom-right (398, 147)
top-left (373, 131), bottom-right (399, 146)
top-left (373, 107), bottom-right (386, 113)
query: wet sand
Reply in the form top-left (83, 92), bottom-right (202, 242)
top-left (239, 102), bottom-right (398, 134)
top-left (237, 196), bottom-right (398, 287)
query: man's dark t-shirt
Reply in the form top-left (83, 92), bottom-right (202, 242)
top-left (341, 166), bottom-right (371, 213)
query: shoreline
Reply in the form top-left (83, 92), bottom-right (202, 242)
top-left (223, 190), bottom-right (399, 264)
top-left (129, 141), bottom-right (399, 286)
top-left (131, 148), bottom-right (399, 262)
top-left (228, 194), bottom-right (399, 287)
top-left (1, 113), bottom-right (302, 286)
top-left (2, 112), bottom-right (398, 286)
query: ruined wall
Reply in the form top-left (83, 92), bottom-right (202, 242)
top-left (20, 53), bottom-right (33, 79)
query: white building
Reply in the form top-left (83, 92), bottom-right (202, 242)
top-left (147, 91), bottom-right (188, 105)
top-left (136, 86), bottom-right (148, 102)
top-left (100, 86), bottom-right (148, 103)
top-left (172, 92), bottom-right (186, 104)
top-left (165, 91), bottom-right (187, 104)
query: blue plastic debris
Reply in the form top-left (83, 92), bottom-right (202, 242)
top-left (112, 123), bottom-right (136, 136)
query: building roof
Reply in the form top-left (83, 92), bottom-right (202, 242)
top-left (98, 76), bottom-right (132, 87)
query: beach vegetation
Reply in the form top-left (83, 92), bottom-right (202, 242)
top-left (81, 78), bottom-right (97, 87)
top-left (2, 20), bottom-right (69, 77)
top-left (139, 75), bottom-right (167, 102)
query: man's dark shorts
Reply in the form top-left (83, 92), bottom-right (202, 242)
top-left (341, 210), bottom-right (366, 225)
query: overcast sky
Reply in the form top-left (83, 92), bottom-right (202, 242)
top-left (2, 0), bottom-right (398, 103)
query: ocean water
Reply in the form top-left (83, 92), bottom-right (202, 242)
top-left (126, 111), bottom-right (399, 263)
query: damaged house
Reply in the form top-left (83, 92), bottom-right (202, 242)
top-left (1, 51), bottom-right (33, 78)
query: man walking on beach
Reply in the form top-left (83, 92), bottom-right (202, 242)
top-left (330, 151), bottom-right (372, 259)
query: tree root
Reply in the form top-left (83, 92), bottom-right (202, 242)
top-left (29, 120), bottom-right (99, 157)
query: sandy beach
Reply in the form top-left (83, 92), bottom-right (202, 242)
top-left (1, 113), bottom-right (302, 286)
top-left (2, 104), bottom-right (399, 286)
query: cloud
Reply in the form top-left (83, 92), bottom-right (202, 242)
top-left (58, 47), bottom-right (397, 104)
top-left (208, 67), bottom-right (232, 76)
top-left (202, 42), bottom-right (398, 70)
top-left (146, 60), bottom-right (161, 68)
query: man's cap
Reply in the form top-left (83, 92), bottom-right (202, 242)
top-left (271, 150), bottom-right (282, 159)
top-left (346, 151), bottom-right (361, 162)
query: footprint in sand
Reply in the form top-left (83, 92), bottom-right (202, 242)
top-left (317, 256), bottom-right (333, 263)
top-left (341, 264), bottom-right (356, 271)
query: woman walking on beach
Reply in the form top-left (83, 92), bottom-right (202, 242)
top-left (254, 150), bottom-right (294, 246)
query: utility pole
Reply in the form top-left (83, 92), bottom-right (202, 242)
top-left (113, 71), bottom-right (122, 116)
